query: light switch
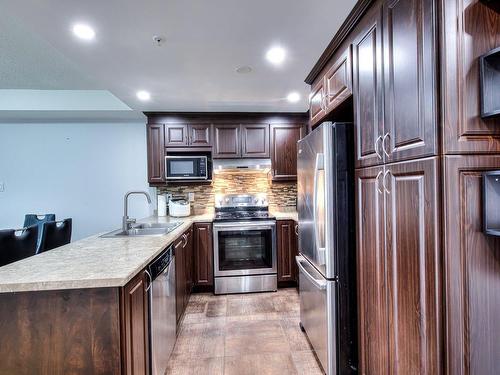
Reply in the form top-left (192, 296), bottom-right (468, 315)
top-left (188, 192), bottom-right (195, 202)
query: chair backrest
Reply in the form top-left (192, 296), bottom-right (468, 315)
top-left (38, 219), bottom-right (72, 253)
top-left (0, 226), bottom-right (38, 267)
top-left (23, 214), bottom-right (56, 251)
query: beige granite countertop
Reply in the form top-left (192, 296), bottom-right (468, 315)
top-left (0, 210), bottom-right (296, 293)
top-left (0, 214), bottom-right (214, 293)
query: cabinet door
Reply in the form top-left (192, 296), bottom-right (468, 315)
top-left (122, 271), bottom-right (150, 375)
top-left (384, 157), bottom-right (442, 375)
top-left (184, 228), bottom-right (194, 304)
top-left (382, 0), bottom-right (437, 163)
top-left (174, 237), bottom-right (185, 323)
top-left (270, 124), bottom-right (305, 181)
top-left (352, 3), bottom-right (385, 168)
top-left (241, 124), bottom-right (270, 158)
top-left (147, 124), bottom-right (165, 183)
top-left (213, 124), bottom-right (241, 158)
top-left (444, 155), bottom-right (500, 375)
top-left (165, 124), bottom-right (188, 147)
top-left (309, 77), bottom-right (326, 126)
top-left (355, 165), bottom-right (388, 375)
top-left (189, 124), bottom-right (212, 146)
top-left (277, 220), bottom-right (298, 283)
top-left (441, 0), bottom-right (500, 153)
top-left (194, 223), bottom-right (213, 287)
top-left (325, 46), bottom-right (352, 113)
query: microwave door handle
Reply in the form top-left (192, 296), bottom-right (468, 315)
top-left (313, 153), bottom-right (325, 256)
top-left (296, 256), bottom-right (327, 290)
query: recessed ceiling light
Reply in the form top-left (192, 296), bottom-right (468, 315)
top-left (136, 90), bottom-right (151, 101)
top-left (72, 23), bottom-right (95, 41)
top-left (287, 92), bottom-right (301, 103)
top-left (266, 46), bottom-right (286, 65)
top-left (236, 66), bottom-right (253, 74)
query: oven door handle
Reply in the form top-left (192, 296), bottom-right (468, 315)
top-left (213, 221), bottom-right (276, 229)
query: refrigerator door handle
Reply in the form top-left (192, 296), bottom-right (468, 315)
top-left (296, 256), bottom-right (327, 290)
top-left (313, 153), bottom-right (325, 256)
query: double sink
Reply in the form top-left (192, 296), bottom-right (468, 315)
top-left (101, 222), bottom-right (183, 238)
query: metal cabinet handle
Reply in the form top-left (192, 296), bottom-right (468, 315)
top-left (376, 170), bottom-right (384, 195)
top-left (182, 233), bottom-right (188, 248)
top-left (382, 132), bottom-right (391, 157)
top-left (383, 170), bottom-right (392, 194)
top-left (375, 135), bottom-right (383, 160)
top-left (295, 224), bottom-right (299, 236)
top-left (145, 269), bottom-right (153, 292)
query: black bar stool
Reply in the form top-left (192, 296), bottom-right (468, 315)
top-left (23, 214), bottom-right (56, 252)
top-left (38, 219), bottom-right (72, 253)
top-left (0, 226), bottom-right (38, 267)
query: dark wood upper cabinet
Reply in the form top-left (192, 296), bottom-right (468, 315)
top-left (277, 220), bottom-right (298, 283)
top-left (213, 124), bottom-right (241, 158)
top-left (309, 45), bottom-right (353, 126)
top-left (165, 124), bottom-right (188, 147)
top-left (166, 124), bottom-right (211, 148)
top-left (270, 124), bottom-right (306, 181)
top-left (384, 157), bottom-right (442, 375)
top-left (310, 78), bottom-right (326, 125)
top-left (241, 124), bottom-right (270, 158)
top-left (188, 124), bottom-right (212, 146)
top-left (352, 2), bottom-right (385, 168)
top-left (441, 0), bottom-right (500, 154)
top-left (355, 164), bottom-right (388, 375)
top-left (121, 271), bottom-right (150, 375)
top-left (382, 0), bottom-right (437, 163)
top-left (147, 124), bottom-right (165, 183)
top-left (444, 155), bottom-right (500, 375)
top-left (193, 223), bottom-right (213, 287)
top-left (325, 46), bottom-right (352, 113)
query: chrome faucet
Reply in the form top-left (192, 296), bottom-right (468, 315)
top-left (123, 191), bottom-right (152, 232)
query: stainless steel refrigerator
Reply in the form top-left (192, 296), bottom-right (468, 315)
top-left (296, 122), bottom-right (358, 374)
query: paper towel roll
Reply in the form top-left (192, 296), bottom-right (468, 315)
top-left (157, 195), bottom-right (167, 216)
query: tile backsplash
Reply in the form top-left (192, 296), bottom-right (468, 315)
top-left (157, 170), bottom-right (297, 213)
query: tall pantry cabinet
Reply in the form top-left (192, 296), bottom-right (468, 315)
top-left (307, 0), bottom-right (500, 373)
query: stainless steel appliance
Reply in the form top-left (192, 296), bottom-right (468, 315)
top-left (147, 244), bottom-right (176, 375)
top-left (213, 193), bottom-right (277, 294)
top-left (296, 122), bottom-right (357, 374)
top-left (165, 155), bottom-right (209, 180)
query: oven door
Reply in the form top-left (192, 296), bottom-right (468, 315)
top-left (213, 221), bottom-right (277, 277)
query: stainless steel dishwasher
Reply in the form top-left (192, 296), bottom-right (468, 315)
top-left (147, 244), bottom-right (176, 375)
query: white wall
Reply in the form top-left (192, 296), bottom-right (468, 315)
top-left (0, 121), bottom-right (154, 240)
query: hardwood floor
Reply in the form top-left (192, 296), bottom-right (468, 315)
top-left (166, 288), bottom-right (324, 375)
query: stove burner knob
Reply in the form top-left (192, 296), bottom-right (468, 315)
top-left (225, 198), bottom-right (230, 203)
top-left (254, 198), bottom-right (258, 203)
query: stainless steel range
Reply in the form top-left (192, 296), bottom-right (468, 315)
top-left (213, 193), bottom-right (277, 294)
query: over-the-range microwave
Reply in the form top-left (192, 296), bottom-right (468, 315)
top-left (165, 155), bottom-right (211, 180)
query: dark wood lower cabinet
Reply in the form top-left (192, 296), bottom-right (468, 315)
top-left (193, 223), bottom-right (213, 287)
top-left (355, 157), bottom-right (442, 375)
top-left (444, 155), bottom-right (500, 375)
top-left (174, 227), bottom-right (194, 324)
top-left (277, 220), bottom-right (298, 283)
top-left (355, 164), bottom-right (388, 375)
top-left (0, 288), bottom-right (124, 375)
top-left (121, 271), bottom-right (150, 375)
top-left (384, 157), bottom-right (442, 375)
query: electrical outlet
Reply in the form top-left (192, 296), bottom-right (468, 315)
top-left (188, 192), bottom-right (195, 202)
top-left (0, 182), bottom-right (4, 192)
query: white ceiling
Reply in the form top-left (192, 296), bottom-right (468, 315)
top-left (1, 0), bottom-right (356, 113)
